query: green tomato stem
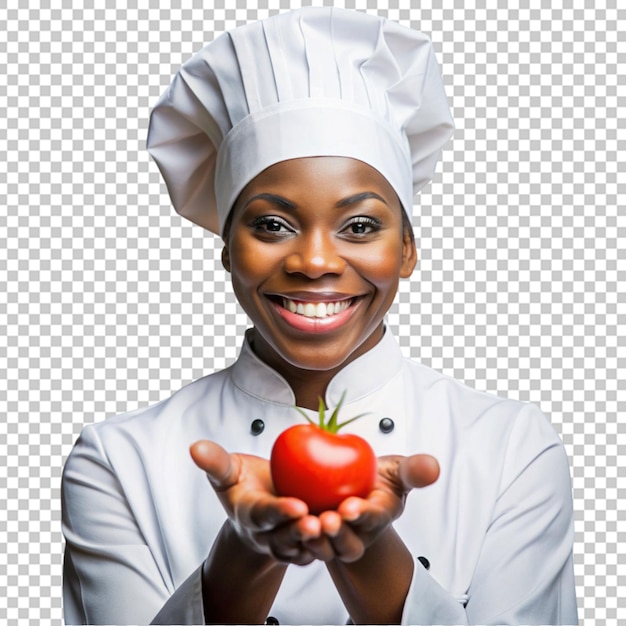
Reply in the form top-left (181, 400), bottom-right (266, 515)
top-left (294, 390), bottom-right (368, 434)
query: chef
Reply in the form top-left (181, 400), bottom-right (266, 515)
top-left (62, 7), bottom-right (578, 624)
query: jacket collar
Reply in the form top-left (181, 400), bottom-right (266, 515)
top-left (230, 326), bottom-right (404, 408)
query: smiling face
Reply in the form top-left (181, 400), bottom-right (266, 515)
top-left (222, 156), bottom-right (417, 384)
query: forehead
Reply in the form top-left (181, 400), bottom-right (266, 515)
top-left (235, 156), bottom-right (399, 205)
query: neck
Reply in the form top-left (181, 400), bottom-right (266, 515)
top-left (279, 368), bottom-right (338, 411)
top-left (247, 329), bottom-right (382, 410)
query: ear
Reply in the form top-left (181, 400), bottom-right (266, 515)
top-left (400, 226), bottom-right (418, 278)
top-left (221, 245), bottom-right (231, 273)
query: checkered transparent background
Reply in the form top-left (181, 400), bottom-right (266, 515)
top-left (1, 1), bottom-right (624, 623)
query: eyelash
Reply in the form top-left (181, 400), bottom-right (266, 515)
top-left (342, 216), bottom-right (382, 236)
top-left (251, 216), bottom-right (293, 234)
top-left (250, 215), bottom-right (382, 237)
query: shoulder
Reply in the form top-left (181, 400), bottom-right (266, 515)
top-left (399, 356), bottom-right (565, 466)
top-left (64, 367), bottom-right (234, 471)
top-left (397, 358), bottom-right (573, 521)
top-left (101, 366), bottom-right (230, 428)
top-left (400, 357), bottom-right (532, 419)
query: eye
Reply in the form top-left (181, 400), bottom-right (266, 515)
top-left (341, 216), bottom-right (382, 237)
top-left (251, 216), bottom-right (294, 236)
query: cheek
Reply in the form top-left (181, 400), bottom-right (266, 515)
top-left (355, 247), bottom-right (404, 290)
top-left (227, 240), bottom-right (286, 314)
top-left (228, 239), bottom-right (271, 287)
top-left (230, 254), bottom-right (259, 289)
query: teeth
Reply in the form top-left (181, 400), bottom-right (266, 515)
top-left (282, 298), bottom-right (351, 318)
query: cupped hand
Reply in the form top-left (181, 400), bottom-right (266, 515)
top-left (313, 453), bottom-right (440, 563)
top-left (190, 440), bottom-right (322, 565)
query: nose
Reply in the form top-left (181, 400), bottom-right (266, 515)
top-left (283, 230), bottom-right (346, 279)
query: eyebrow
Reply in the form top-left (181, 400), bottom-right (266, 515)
top-left (335, 191), bottom-right (389, 208)
top-left (243, 191), bottom-right (389, 211)
top-left (243, 193), bottom-right (297, 211)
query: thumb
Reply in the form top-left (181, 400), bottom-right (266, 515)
top-left (399, 454), bottom-right (440, 490)
top-left (190, 440), bottom-right (239, 491)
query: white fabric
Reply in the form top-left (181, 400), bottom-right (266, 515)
top-left (146, 7), bottom-right (454, 234)
top-left (62, 329), bottom-right (578, 625)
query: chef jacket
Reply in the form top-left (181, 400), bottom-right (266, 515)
top-left (62, 328), bottom-right (578, 624)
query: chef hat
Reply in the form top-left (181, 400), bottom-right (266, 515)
top-left (147, 6), bottom-right (454, 235)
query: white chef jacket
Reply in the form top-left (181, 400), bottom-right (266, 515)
top-left (62, 328), bottom-right (578, 625)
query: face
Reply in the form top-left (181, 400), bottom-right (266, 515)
top-left (222, 156), bottom-right (417, 378)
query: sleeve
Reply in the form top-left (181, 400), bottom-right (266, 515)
top-left (61, 425), bottom-right (206, 625)
top-left (401, 404), bottom-right (578, 625)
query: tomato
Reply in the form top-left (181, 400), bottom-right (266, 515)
top-left (270, 394), bottom-right (377, 514)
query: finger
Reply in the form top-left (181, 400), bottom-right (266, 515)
top-left (302, 535), bottom-right (336, 562)
top-left (267, 542), bottom-right (316, 567)
top-left (260, 516), bottom-right (321, 563)
top-left (337, 497), bottom-right (394, 532)
top-left (189, 440), bottom-right (239, 491)
top-left (336, 496), bottom-right (368, 523)
top-left (319, 510), bottom-right (342, 537)
top-left (247, 496), bottom-right (310, 530)
top-left (399, 453), bottom-right (440, 489)
top-left (325, 519), bottom-right (365, 563)
top-left (316, 511), bottom-right (358, 561)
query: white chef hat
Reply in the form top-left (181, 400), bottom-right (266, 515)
top-left (147, 6), bottom-right (454, 235)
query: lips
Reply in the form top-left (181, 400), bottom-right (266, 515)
top-left (267, 294), bottom-right (360, 333)
top-left (282, 297), bottom-right (352, 319)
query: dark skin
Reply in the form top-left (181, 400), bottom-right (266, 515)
top-left (190, 157), bottom-right (440, 624)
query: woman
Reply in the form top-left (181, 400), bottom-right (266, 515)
top-left (61, 7), bottom-right (578, 624)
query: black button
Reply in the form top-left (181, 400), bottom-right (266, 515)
top-left (251, 419), bottom-right (265, 435)
top-left (379, 417), bottom-right (395, 433)
top-left (417, 556), bottom-right (430, 570)
top-left (266, 617), bottom-right (279, 625)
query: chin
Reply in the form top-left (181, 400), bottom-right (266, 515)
top-left (271, 330), bottom-right (380, 374)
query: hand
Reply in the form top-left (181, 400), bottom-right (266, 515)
top-left (190, 440), bottom-right (323, 565)
top-left (312, 454), bottom-right (440, 563)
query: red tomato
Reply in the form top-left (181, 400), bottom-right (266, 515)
top-left (270, 423), bottom-right (377, 514)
